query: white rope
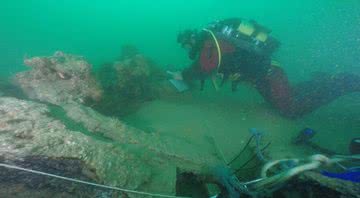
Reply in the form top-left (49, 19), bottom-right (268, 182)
top-left (0, 163), bottom-right (190, 198)
top-left (250, 154), bottom-right (352, 191)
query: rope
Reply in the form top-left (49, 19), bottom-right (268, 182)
top-left (228, 135), bottom-right (254, 165)
top-left (214, 154), bottom-right (358, 196)
top-left (0, 163), bottom-right (190, 198)
top-left (249, 154), bottom-right (347, 191)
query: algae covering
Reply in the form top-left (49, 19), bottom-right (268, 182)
top-left (0, 97), bottom-right (222, 197)
top-left (0, 1), bottom-right (360, 198)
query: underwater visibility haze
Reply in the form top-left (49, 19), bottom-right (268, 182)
top-left (0, 0), bottom-right (359, 197)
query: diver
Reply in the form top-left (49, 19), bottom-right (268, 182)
top-left (169, 18), bottom-right (360, 118)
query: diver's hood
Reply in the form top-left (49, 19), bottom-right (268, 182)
top-left (177, 30), bottom-right (199, 48)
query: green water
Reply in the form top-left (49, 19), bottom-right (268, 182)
top-left (1, 1), bottom-right (360, 77)
top-left (1, 0), bottom-right (360, 196)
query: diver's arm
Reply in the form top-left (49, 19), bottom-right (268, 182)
top-left (167, 62), bottom-right (202, 90)
top-left (182, 62), bottom-right (200, 82)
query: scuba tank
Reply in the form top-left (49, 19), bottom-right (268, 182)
top-left (208, 18), bottom-right (279, 57)
top-left (221, 25), bottom-right (234, 37)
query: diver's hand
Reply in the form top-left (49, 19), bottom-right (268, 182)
top-left (166, 71), bottom-right (183, 81)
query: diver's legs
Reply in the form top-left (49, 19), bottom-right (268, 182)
top-left (256, 66), bottom-right (360, 118)
top-left (255, 66), bottom-right (293, 116)
top-left (289, 72), bottom-right (360, 117)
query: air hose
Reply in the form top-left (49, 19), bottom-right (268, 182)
top-left (202, 28), bottom-right (222, 69)
top-left (202, 28), bottom-right (222, 90)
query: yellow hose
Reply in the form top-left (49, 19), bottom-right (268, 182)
top-left (202, 28), bottom-right (222, 70)
top-left (203, 28), bottom-right (222, 90)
